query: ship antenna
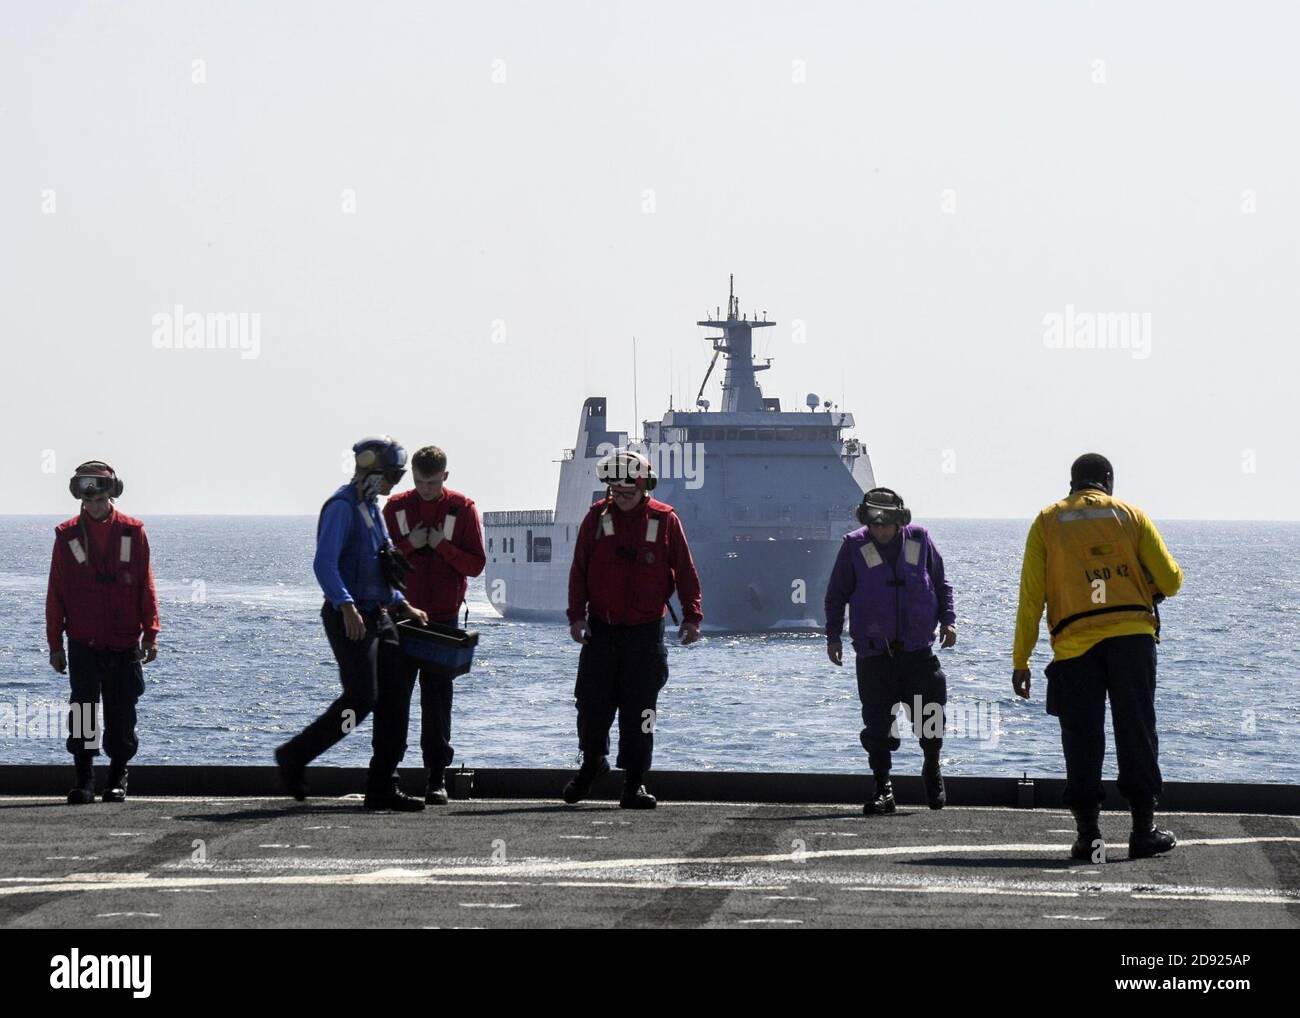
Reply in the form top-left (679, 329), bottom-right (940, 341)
top-left (632, 336), bottom-right (640, 444)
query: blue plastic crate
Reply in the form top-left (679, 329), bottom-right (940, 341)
top-left (395, 619), bottom-right (480, 678)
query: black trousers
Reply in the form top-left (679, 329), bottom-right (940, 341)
top-left (1045, 633), bottom-right (1162, 810)
top-left (66, 640), bottom-right (144, 765)
top-left (281, 603), bottom-right (403, 783)
top-left (855, 649), bottom-right (947, 777)
top-left (574, 618), bottom-right (669, 776)
top-left (388, 613), bottom-right (458, 774)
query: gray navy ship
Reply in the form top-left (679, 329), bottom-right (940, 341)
top-left (483, 279), bottom-right (875, 632)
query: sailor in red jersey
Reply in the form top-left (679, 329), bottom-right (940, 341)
top-left (564, 449), bottom-right (702, 809)
top-left (45, 461), bottom-right (160, 805)
top-left (382, 445), bottom-right (486, 804)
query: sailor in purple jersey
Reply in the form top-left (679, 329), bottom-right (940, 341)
top-left (824, 488), bottom-right (958, 815)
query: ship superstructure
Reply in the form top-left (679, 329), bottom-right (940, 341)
top-left (483, 279), bottom-right (874, 631)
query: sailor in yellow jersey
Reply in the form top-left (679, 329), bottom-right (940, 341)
top-left (1012, 453), bottom-right (1183, 863)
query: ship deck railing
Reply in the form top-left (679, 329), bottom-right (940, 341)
top-left (483, 510), bottom-right (556, 527)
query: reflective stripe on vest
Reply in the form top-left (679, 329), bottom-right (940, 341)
top-left (599, 512), bottom-right (615, 537)
top-left (68, 538), bottom-right (87, 565)
top-left (119, 536), bottom-right (132, 563)
top-left (645, 517), bottom-right (659, 543)
top-left (443, 512), bottom-right (456, 540)
top-left (903, 538), bottom-right (921, 566)
top-left (1058, 506), bottom-right (1125, 524)
top-left (860, 543), bottom-right (884, 569)
top-left (395, 509), bottom-right (410, 535)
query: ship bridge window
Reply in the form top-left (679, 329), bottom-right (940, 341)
top-left (757, 429), bottom-right (773, 440)
top-left (532, 537), bottom-right (552, 563)
top-left (739, 429), bottom-right (755, 441)
top-left (726, 429), bottom-right (737, 440)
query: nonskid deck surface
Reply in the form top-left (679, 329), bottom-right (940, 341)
top-left (1, 797), bottom-right (1297, 928)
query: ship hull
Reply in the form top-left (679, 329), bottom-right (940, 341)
top-left (485, 536), bottom-right (842, 633)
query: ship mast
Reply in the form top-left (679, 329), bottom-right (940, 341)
top-left (696, 274), bottom-right (774, 412)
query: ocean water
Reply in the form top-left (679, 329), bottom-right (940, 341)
top-left (1, 516), bottom-right (1297, 786)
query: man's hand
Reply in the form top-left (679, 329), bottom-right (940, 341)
top-left (1012, 668), bottom-right (1032, 699)
top-left (407, 524), bottom-right (430, 550)
top-left (428, 524), bottom-right (446, 548)
top-left (395, 602), bottom-right (428, 626)
top-left (49, 649), bottom-right (67, 674)
top-left (827, 640), bottom-right (843, 666)
top-left (341, 603), bottom-right (367, 641)
top-left (570, 621), bottom-right (590, 645)
top-left (679, 621), bottom-right (700, 646)
top-left (140, 643), bottom-right (158, 664)
top-left (939, 624), bottom-right (957, 649)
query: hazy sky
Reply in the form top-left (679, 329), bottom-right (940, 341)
top-left (3, 1), bottom-right (1297, 518)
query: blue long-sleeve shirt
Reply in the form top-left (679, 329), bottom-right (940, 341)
top-left (314, 485), bottom-right (406, 610)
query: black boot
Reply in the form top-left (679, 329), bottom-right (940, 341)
top-left (562, 756), bottom-right (610, 805)
top-left (425, 768), bottom-right (449, 806)
top-left (364, 776), bottom-right (426, 812)
top-left (102, 764), bottom-right (128, 804)
top-left (922, 752), bottom-right (946, 810)
top-left (67, 755), bottom-right (95, 805)
top-left (866, 775), bottom-right (896, 816)
top-left (1128, 805), bottom-right (1176, 859)
top-left (1070, 807), bottom-right (1104, 862)
top-left (274, 745), bottom-right (309, 801)
top-left (619, 772), bottom-right (657, 810)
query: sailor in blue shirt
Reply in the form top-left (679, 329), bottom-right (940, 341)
top-left (276, 436), bottom-right (429, 811)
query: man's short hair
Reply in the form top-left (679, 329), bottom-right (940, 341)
top-left (412, 446), bottom-right (447, 476)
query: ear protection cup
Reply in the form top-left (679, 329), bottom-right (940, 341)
top-left (352, 436), bottom-right (406, 477)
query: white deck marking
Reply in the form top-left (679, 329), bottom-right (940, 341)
top-left (862, 885), bottom-right (1079, 899)
top-left (1044, 915), bottom-right (1107, 921)
top-left (459, 903), bottom-right (521, 909)
top-left (740, 919), bottom-right (803, 924)
top-left (763, 895), bottom-right (818, 901)
top-left (96, 912), bottom-right (160, 918)
top-left (3, 834), bottom-right (1297, 905)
